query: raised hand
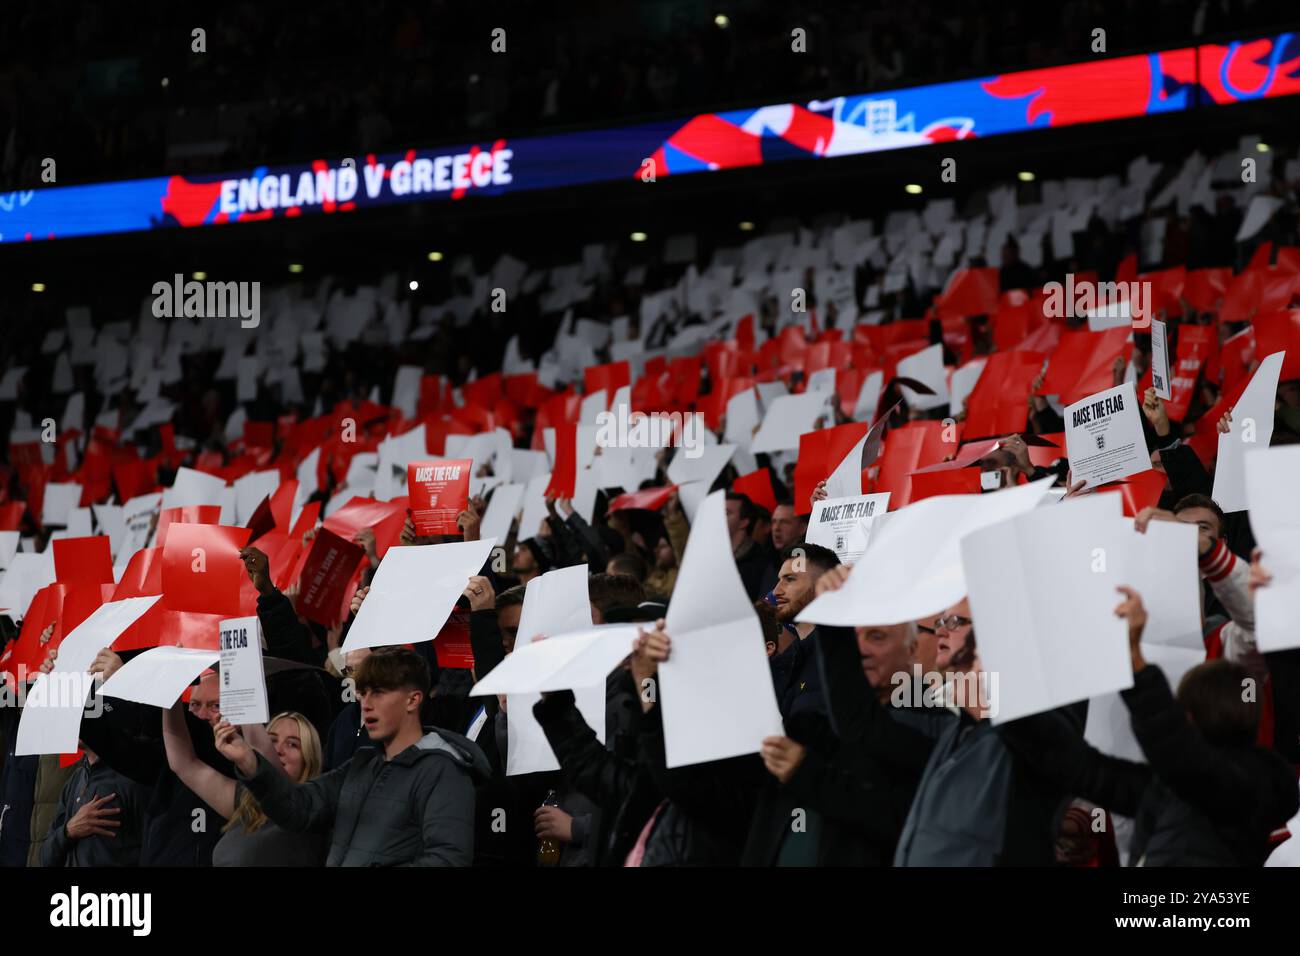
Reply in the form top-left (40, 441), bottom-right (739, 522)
top-left (463, 575), bottom-right (495, 612)
top-left (239, 547), bottom-right (273, 594)
top-left (212, 719), bottom-right (258, 777)
top-left (1114, 585), bottom-right (1148, 670)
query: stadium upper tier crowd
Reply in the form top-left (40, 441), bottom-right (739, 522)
top-left (4, 0), bottom-right (1299, 188)
top-left (2, 117), bottom-right (1300, 867)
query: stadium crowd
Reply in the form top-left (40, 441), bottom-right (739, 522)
top-left (3, 39), bottom-right (1300, 867)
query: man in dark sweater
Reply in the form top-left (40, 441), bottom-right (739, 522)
top-left (221, 647), bottom-right (489, 866)
top-left (40, 744), bottom-right (149, 867)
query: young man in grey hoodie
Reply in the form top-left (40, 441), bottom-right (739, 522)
top-left (217, 646), bottom-right (490, 866)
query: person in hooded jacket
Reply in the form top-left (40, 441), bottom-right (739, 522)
top-left (221, 646), bottom-right (489, 866)
top-left (1000, 585), bottom-right (1298, 866)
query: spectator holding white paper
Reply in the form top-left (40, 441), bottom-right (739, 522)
top-left (161, 702), bottom-right (328, 866)
top-left (217, 647), bottom-right (489, 866)
top-left (999, 587), bottom-right (1298, 865)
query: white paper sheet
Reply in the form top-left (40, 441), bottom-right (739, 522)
top-left (1213, 351), bottom-right (1285, 513)
top-left (896, 343), bottom-right (950, 412)
top-left (823, 433), bottom-right (868, 499)
top-left (724, 387), bottom-right (761, 449)
top-left (41, 483), bottom-right (83, 527)
top-left (341, 538), bottom-right (496, 651)
top-left (1245, 444), bottom-right (1300, 652)
top-left (16, 596), bottom-right (163, 755)
top-left (659, 490), bottom-right (783, 767)
top-left (162, 467), bottom-right (229, 510)
top-left (667, 443), bottom-right (734, 488)
top-left (798, 478), bottom-right (1055, 627)
top-left (750, 392), bottom-right (830, 454)
top-left (1084, 643), bottom-right (1204, 761)
top-left (480, 482), bottom-right (525, 544)
top-left (961, 495), bottom-right (1133, 723)
top-left (504, 566), bottom-right (603, 775)
top-left (233, 470), bottom-right (281, 526)
top-left (472, 624), bottom-right (638, 695)
top-left (99, 645), bottom-right (219, 708)
top-left (1064, 383), bottom-right (1149, 488)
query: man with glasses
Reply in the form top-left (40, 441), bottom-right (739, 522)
top-left (893, 598), bottom-right (1083, 866)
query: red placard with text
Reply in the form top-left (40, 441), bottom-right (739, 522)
top-left (407, 459), bottom-right (472, 536)
top-left (295, 528), bottom-right (366, 627)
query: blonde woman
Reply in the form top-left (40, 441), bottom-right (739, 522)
top-left (162, 704), bottom-right (329, 866)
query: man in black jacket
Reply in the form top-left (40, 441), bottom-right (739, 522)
top-left (769, 544), bottom-right (840, 717)
top-left (746, 563), bottom-right (950, 866)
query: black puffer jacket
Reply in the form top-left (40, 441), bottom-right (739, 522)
top-left (1001, 664), bottom-right (1299, 866)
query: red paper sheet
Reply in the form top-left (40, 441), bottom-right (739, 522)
top-left (53, 536), bottom-right (115, 586)
top-left (161, 523), bottom-right (251, 616)
top-left (544, 423), bottom-right (578, 498)
top-left (156, 505), bottom-right (223, 548)
top-left (321, 496), bottom-right (407, 559)
top-left (731, 469), bottom-right (778, 514)
top-left (407, 458), bottom-right (472, 536)
top-left (434, 610), bottom-right (475, 670)
top-left (793, 422), bottom-right (869, 515)
top-left (608, 485), bottom-right (677, 513)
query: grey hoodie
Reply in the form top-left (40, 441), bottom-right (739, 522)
top-left (238, 728), bottom-right (491, 866)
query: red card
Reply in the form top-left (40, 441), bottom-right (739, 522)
top-left (584, 362), bottom-right (631, 403)
top-left (245, 496), bottom-right (277, 542)
top-left (156, 505), bottom-right (223, 548)
top-left (161, 523), bottom-right (251, 616)
top-left (321, 496), bottom-right (407, 559)
top-left (1027, 434), bottom-right (1066, 469)
top-left (793, 422), bottom-right (869, 515)
top-left (407, 459), bottom-right (472, 536)
top-left (731, 469), bottom-right (778, 514)
top-left (289, 500), bottom-right (321, 541)
top-left (873, 421), bottom-right (950, 508)
top-left (0, 585), bottom-right (61, 683)
top-left (1252, 309), bottom-right (1300, 381)
top-left (1040, 328), bottom-right (1129, 406)
top-left (608, 486), bottom-right (677, 513)
top-left (1097, 470), bottom-right (1168, 517)
top-left (112, 547), bottom-right (163, 600)
top-left (544, 423), bottom-right (578, 498)
top-left (295, 528), bottom-right (366, 627)
top-left (434, 610), bottom-right (475, 670)
top-left (936, 267), bottom-right (1000, 319)
top-left (53, 536), bottom-right (115, 586)
top-left (909, 468), bottom-right (982, 502)
top-left (963, 351), bottom-right (1047, 438)
top-left (1183, 268), bottom-right (1232, 312)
